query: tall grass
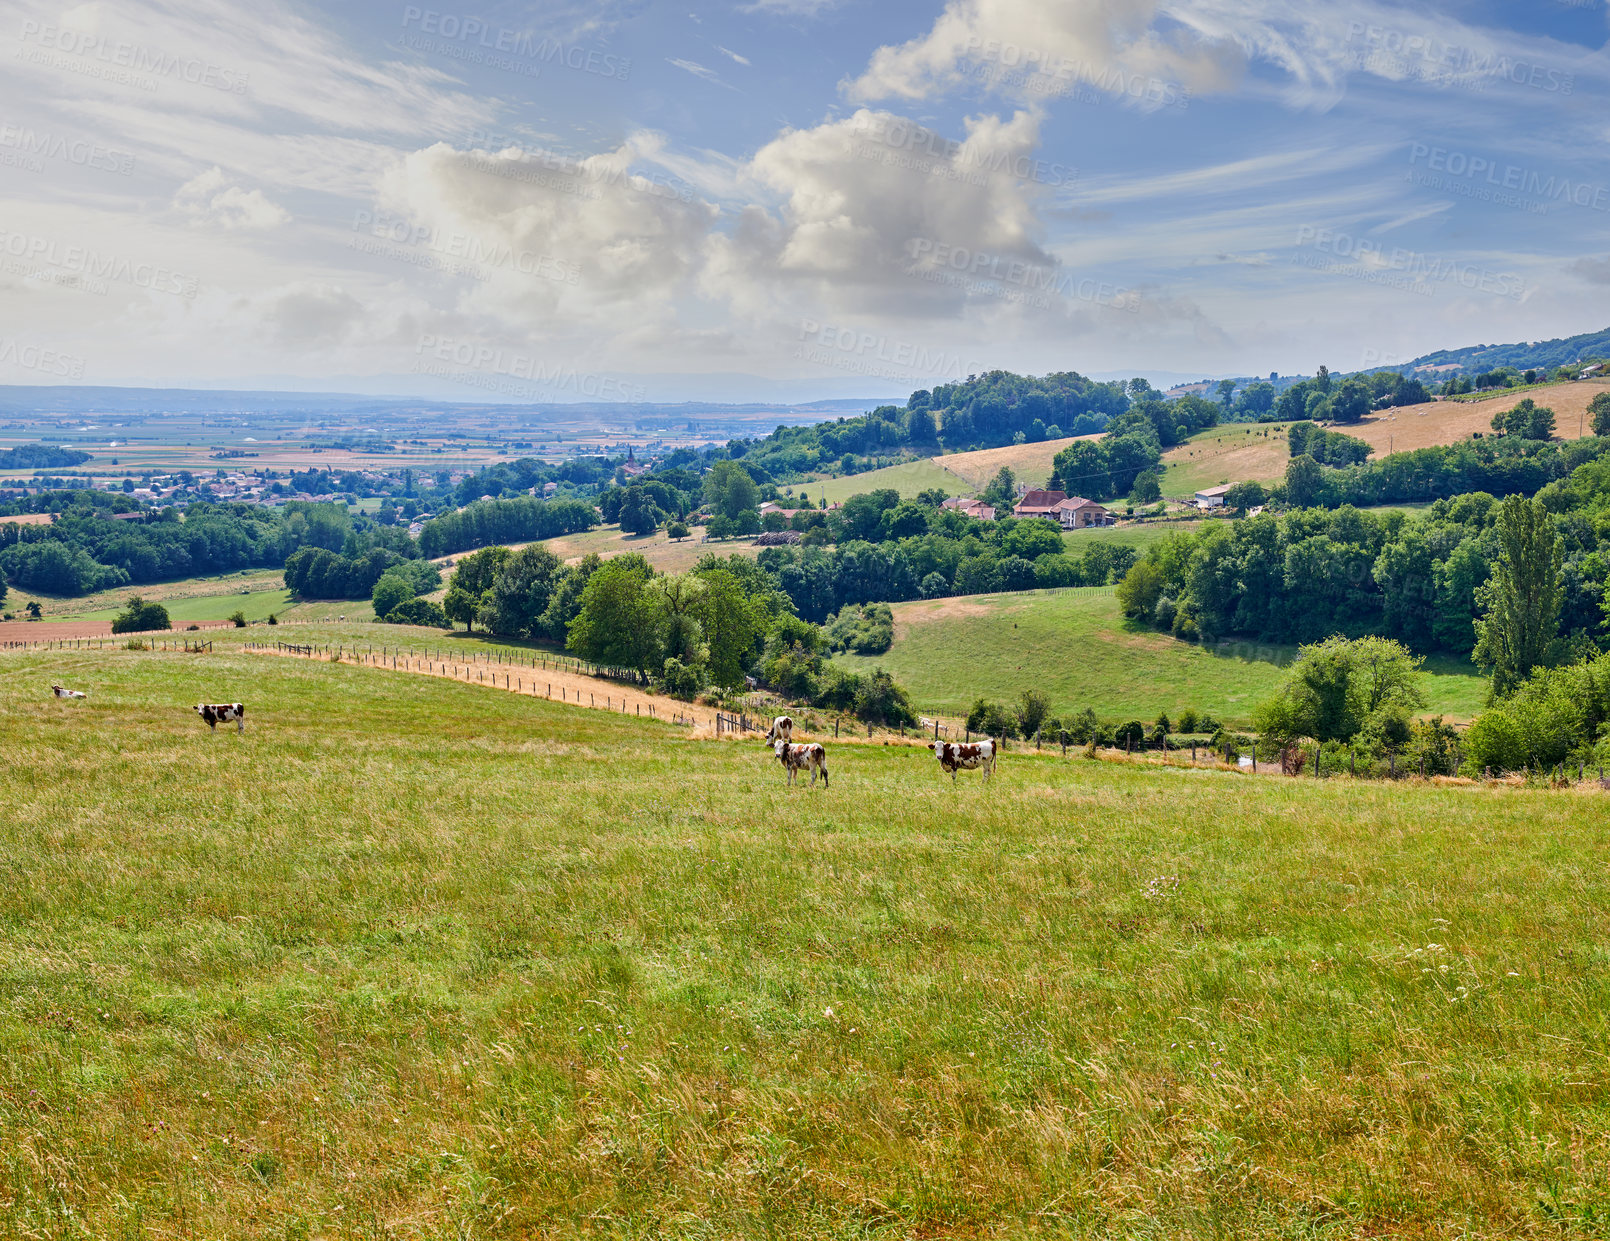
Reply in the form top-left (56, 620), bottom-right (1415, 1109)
top-left (2, 647), bottom-right (1608, 1237)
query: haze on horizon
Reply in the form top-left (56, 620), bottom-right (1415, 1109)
top-left (1, 0), bottom-right (1607, 405)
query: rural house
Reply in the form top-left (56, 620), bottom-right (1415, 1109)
top-left (941, 496), bottom-right (997, 521)
top-left (1051, 496), bottom-right (1111, 529)
top-left (1194, 484), bottom-right (1233, 509)
top-left (1012, 488), bottom-right (1068, 519)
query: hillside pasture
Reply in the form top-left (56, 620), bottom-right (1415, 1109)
top-left (537, 523), bottom-right (758, 574)
top-left (834, 587), bottom-right (1488, 725)
top-left (936, 435), bottom-right (1099, 490)
top-left (2, 643), bottom-right (1609, 1237)
top-left (1161, 379), bottom-right (1610, 494)
top-left (791, 457), bottom-right (970, 506)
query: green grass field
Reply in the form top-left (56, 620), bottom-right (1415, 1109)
top-left (3, 642), bottom-right (1609, 1237)
top-left (835, 588), bottom-right (1488, 725)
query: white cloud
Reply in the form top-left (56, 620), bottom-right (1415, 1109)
top-left (845, 0), bottom-right (1607, 111)
top-left (716, 45), bottom-right (752, 66)
top-left (174, 168), bottom-right (290, 230)
top-left (667, 58), bottom-right (724, 84)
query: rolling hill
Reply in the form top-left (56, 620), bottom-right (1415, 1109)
top-left (1163, 378), bottom-right (1610, 494)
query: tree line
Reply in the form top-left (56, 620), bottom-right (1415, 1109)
top-left (432, 543), bottom-right (919, 725)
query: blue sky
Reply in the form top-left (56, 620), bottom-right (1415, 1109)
top-left (1, 0), bottom-right (1607, 403)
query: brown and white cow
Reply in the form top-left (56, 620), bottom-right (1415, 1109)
top-left (764, 715), bottom-right (794, 744)
top-left (194, 703), bottom-right (246, 733)
top-left (928, 738), bottom-right (997, 782)
top-left (773, 738), bottom-right (828, 787)
top-left (51, 685), bottom-right (87, 700)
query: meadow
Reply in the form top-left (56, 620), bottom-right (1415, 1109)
top-left (3, 641), bottom-right (1608, 1238)
top-left (834, 588), bottom-right (1489, 725)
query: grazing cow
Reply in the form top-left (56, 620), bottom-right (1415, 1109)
top-left (764, 715), bottom-right (795, 744)
top-left (51, 685), bottom-right (87, 700)
top-left (194, 703), bottom-right (246, 733)
top-left (773, 739), bottom-right (828, 788)
top-left (928, 738), bottom-right (997, 783)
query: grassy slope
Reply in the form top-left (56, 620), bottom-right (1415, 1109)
top-left (797, 458), bottom-right (971, 506)
top-left (835, 588), bottom-right (1487, 725)
top-left (3, 644), bottom-right (1609, 1238)
top-left (1162, 379), bottom-right (1610, 494)
top-left (799, 437), bottom-right (1097, 507)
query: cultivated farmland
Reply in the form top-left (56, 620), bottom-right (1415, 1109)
top-left (2, 640), bottom-right (1608, 1237)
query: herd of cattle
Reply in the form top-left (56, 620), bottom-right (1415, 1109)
top-left (764, 715), bottom-right (997, 787)
top-left (47, 688), bottom-right (993, 782)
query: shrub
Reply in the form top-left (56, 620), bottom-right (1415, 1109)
top-left (228, 611), bottom-right (247, 628)
top-left (266, 613), bottom-right (278, 625)
top-left (1114, 720), bottom-right (1146, 749)
top-left (383, 597), bottom-right (450, 628)
top-left (124, 639), bottom-right (148, 650)
top-left (1177, 708), bottom-right (1200, 733)
top-left (659, 656), bottom-right (704, 700)
top-left (111, 595), bottom-right (170, 634)
top-left (186, 624), bottom-right (200, 631)
top-left (965, 698), bottom-right (1018, 739)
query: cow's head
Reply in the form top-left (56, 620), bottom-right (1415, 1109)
top-left (193, 705), bottom-right (209, 717)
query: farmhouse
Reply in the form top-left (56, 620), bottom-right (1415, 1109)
top-left (1051, 496), bottom-right (1111, 529)
top-left (940, 496), bottom-right (997, 521)
top-left (1012, 488), bottom-right (1067, 518)
top-left (1195, 484), bottom-right (1233, 509)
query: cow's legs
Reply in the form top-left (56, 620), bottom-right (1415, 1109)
top-left (236, 717), bottom-right (244, 733)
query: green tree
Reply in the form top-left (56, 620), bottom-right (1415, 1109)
top-left (443, 545), bottom-right (511, 632)
top-left (692, 566), bottom-right (763, 688)
top-left (980, 466), bottom-right (1017, 510)
top-left (1590, 391), bottom-right (1610, 437)
top-left (478, 545), bottom-right (565, 637)
top-left (1284, 454), bottom-right (1326, 507)
top-left (370, 571), bottom-right (413, 620)
top-left (1253, 635), bottom-right (1426, 744)
top-left (1473, 495), bottom-right (1564, 697)
top-left (702, 461), bottom-right (759, 521)
top-left (443, 585), bottom-right (479, 631)
top-left (383, 597), bottom-right (449, 627)
top-left (111, 595), bottom-right (170, 634)
top-left (618, 487), bottom-right (660, 536)
top-left (566, 554), bottom-right (663, 676)
top-left (538, 554), bottom-right (601, 641)
top-left (1016, 689), bottom-right (1051, 738)
top-left (666, 521), bottom-right (690, 541)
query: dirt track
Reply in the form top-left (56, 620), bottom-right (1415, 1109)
top-left (0, 619), bottom-right (236, 642)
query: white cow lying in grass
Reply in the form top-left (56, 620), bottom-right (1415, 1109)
top-left (773, 739), bottom-right (828, 788)
top-left (51, 685), bottom-right (87, 700)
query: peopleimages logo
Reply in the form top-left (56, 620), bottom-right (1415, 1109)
top-left (0, 337), bottom-right (86, 379)
top-left (399, 8), bottom-right (630, 80)
top-left (16, 19), bottom-right (251, 94)
top-left (1407, 143), bottom-right (1609, 213)
top-left (413, 336), bottom-right (648, 402)
top-left (795, 320), bottom-right (984, 383)
top-left (350, 211), bottom-right (581, 283)
top-left (0, 225), bottom-right (199, 299)
top-left (0, 124), bottom-right (135, 175)
top-left (1292, 224), bottom-right (1526, 302)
